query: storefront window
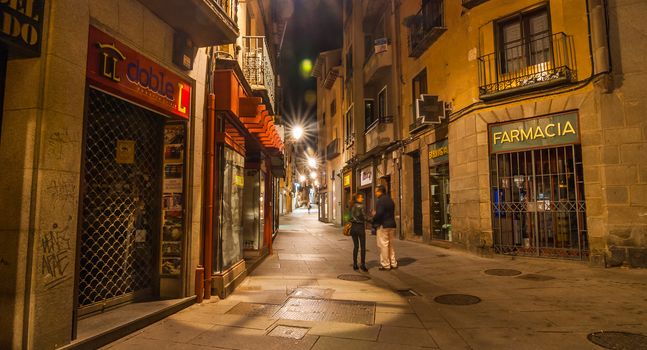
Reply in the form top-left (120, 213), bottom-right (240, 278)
top-left (218, 147), bottom-right (245, 271)
top-left (490, 145), bottom-right (588, 258)
top-left (430, 163), bottom-right (450, 240)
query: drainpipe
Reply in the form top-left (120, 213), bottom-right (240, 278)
top-left (202, 93), bottom-right (215, 300)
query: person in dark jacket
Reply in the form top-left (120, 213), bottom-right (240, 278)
top-left (349, 193), bottom-right (369, 272)
top-left (372, 185), bottom-right (397, 270)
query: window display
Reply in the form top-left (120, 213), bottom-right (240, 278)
top-left (218, 147), bottom-right (245, 271)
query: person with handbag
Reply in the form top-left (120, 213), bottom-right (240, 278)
top-left (348, 193), bottom-right (369, 272)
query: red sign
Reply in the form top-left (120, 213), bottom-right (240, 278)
top-left (86, 26), bottom-right (191, 119)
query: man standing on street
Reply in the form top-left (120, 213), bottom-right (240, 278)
top-left (372, 185), bottom-right (397, 270)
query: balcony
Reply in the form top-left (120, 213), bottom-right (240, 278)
top-left (363, 44), bottom-right (392, 85)
top-left (478, 33), bottom-right (577, 100)
top-left (365, 116), bottom-right (394, 152)
top-left (462, 0), bottom-right (490, 9)
top-left (405, 0), bottom-right (447, 58)
top-left (326, 138), bottom-right (341, 160)
top-left (139, 0), bottom-right (238, 46)
top-left (242, 36), bottom-right (276, 114)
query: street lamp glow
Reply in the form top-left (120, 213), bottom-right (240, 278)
top-left (291, 125), bottom-right (304, 140)
top-left (309, 171), bottom-right (317, 180)
top-left (307, 156), bottom-right (317, 168)
top-left (298, 174), bottom-right (306, 182)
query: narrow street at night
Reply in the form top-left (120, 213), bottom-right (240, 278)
top-left (104, 209), bottom-right (647, 350)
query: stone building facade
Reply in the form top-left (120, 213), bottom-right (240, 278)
top-left (320, 0), bottom-right (647, 266)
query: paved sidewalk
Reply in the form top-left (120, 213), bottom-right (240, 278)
top-left (106, 209), bottom-right (647, 350)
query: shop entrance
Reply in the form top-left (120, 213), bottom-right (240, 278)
top-left (490, 145), bottom-right (588, 259)
top-left (78, 89), bottom-right (164, 315)
top-left (429, 164), bottom-right (450, 240)
top-left (412, 152), bottom-right (423, 235)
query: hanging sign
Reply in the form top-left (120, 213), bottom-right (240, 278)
top-left (87, 26), bottom-right (191, 119)
top-left (489, 112), bottom-right (579, 153)
top-left (115, 140), bottom-right (135, 164)
top-left (343, 172), bottom-right (351, 188)
top-left (428, 139), bottom-right (448, 165)
top-left (360, 167), bottom-right (373, 187)
top-left (0, 0), bottom-right (45, 57)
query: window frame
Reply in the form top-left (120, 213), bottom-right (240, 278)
top-left (495, 6), bottom-right (552, 74)
top-left (377, 86), bottom-right (387, 120)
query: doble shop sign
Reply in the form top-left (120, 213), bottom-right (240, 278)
top-left (87, 26), bottom-right (191, 119)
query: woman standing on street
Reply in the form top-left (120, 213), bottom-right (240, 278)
top-left (349, 193), bottom-right (369, 272)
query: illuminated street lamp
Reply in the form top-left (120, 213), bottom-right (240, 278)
top-left (291, 125), bottom-right (304, 140)
top-left (298, 174), bottom-right (306, 182)
top-left (309, 171), bottom-right (317, 180)
top-left (307, 156), bottom-right (317, 168)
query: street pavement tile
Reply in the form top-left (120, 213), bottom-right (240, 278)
top-left (105, 336), bottom-right (229, 350)
top-left (375, 301), bottom-right (415, 314)
top-left (377, 326), bottom-right (439, 348)
top-left (274, 320), bottom-right (381, 341)
top-left (136, 319), bottom-right (213, 343)
top-left (438, 309), bottom-right (554, 330)
top-left (408, 299), bottom-right (446, 323)
top-left (311, 336), bottom-right (425, 350)
top-left (424, 322), bottom-right (472, 350)
top-left (455, 327), bottom-right (595, 350)
top-left (190, 324), bottom-right (318, 350)
top-left (374, 312), bottom-right (424, 328)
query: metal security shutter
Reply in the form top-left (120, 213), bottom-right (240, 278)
top-left (78, 88), bottom-right (164, 313)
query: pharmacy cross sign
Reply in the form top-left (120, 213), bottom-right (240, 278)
top-left (415, 94), bottom-right (447, 125)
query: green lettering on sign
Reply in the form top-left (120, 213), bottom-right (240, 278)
top-left (489, 113), bottom-right (579, 153)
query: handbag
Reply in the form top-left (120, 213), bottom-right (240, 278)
top-left (343, 222), bottom-right (352, 236)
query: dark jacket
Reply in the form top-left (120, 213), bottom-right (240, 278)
top-left (372, 194), bottom-right (396, 228)
top-left (350, 203), bottom-right (368, 224)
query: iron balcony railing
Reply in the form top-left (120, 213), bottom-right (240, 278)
top-left (478, 32), bottom-right (577, 99)
top-left (406, 0), bottom-right (446, 58)
top-left (242, 36), bottom-right (275, 110)
top-left (214, 0), bottom-right (237, 23)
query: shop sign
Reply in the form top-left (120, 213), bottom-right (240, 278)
top-left (360, 167), bottom-right (373, 187)
top-left (489, 112), bottom-right (579, 153)
top-left (343, 172), bottom-right (351, 188)
top-left (428, 139), bottom-right (448, 165)
top-left (87, 26), bottom-right (191, 119)
top-left (0, 0), bottom-right (44, 57)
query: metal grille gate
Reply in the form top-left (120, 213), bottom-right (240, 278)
top-left (78, 89), bottom-right (163, 313)
top-left (490, 145), bottom-right (588, 259)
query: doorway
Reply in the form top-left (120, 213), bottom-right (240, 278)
top-left (429, 164), bottom-right (450, 240)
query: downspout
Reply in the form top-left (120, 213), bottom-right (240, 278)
top-left (392, 0), bottom-right (405, 239)
top-left (202, 49), bottom-right (217, 300)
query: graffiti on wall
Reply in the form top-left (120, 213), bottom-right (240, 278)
top-left (41, 216), bottom-right (72, 289)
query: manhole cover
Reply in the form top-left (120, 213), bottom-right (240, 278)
top-left (273, 297), bottom-right (375, 324)
top-left (587, 331), bottom-right (647, 350)
top-left (396, 289), bottom-right (420, 297)
top-left (517, 274), bottom-right (555, 281)
top-left (268, 325), bottom-right (310, 340)
top-left (485, 269), bottom-right (522, 276)
top-left (434, 294), bottom-right (481, 305)
top-left (436, 254), bottom-right (448, 257)
top-left (338, 274), bottom-right (370, 281)
top-left (226, 302), bottom-right (281, 317)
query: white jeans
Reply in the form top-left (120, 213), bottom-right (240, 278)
top-left (376, 227), bottom-right (397, 268)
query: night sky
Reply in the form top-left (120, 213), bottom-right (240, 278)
top-left (279, 0), bottom-right (342, 131)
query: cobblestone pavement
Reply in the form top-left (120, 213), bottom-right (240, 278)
top-left (106, 209), bottom-right (647, 349)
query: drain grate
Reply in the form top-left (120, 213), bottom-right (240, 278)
top-left (517, 274), bottom-right (555, 281)
top-left (338, 274), bottom-right (370, 281)
top-left (485, 269), bottom-right (522, 276)
top-left (226, 302), bottom-right (281, 317)
top-left (436, 254), bottom-right (449, 257)
top-left (268, 325), bottom-right (310, 340)
top-left (434, 294), bottom-right (481, 306)
top-left (273, 297), bottom-right (376, 325)
top-left (396, 289), bottom-right (420, 297)
top-left (587, 331), bottom-right (647, 350)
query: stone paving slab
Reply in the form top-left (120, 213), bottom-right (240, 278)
top-left (106, 208), bottom-right (647, 350)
